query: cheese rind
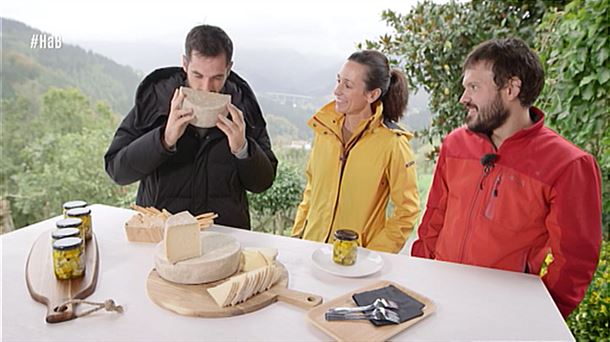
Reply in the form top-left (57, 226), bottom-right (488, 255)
top-left (163, 211), bottom-right (201, 264)
top-left (180, 87), bottom-right (231, 128)
top-left (155, 231), bottom-right (241, 284)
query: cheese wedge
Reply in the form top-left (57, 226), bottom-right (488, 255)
top-left (207, 279), bottom-right (234, 308)
top-left (240, 248), bottom-right (278, 272)
top-left (180, 87), bottom-right (231, 128)
top-left (163, 211), bottom-right (200, 264)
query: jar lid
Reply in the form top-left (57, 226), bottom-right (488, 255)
top-left (53, 237), bottom-right (83, 250)
top-left (52, 228), bottom-right (81, 239)
top-left (63, 200), bottom-right (88, 210)
top-left (334, 229), bottom-right (359, 241)
top-left (66, 207), bottom-right (91, 216)
top-left (56, 217), bottom-right (83, 229)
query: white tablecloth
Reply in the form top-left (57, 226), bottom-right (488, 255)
top-left (1, 204), bottom-right (573, 341)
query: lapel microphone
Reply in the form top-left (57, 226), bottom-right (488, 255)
top-left (480, 153), bottom-right (499, 168)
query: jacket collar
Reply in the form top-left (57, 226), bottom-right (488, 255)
top-left (308, 101), bottom-right (412, 139)
top-left (466, 106), bottom-right (546, 148)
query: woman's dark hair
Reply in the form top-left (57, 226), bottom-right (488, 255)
top-left (185, 25), bottom-right (233, 65)
top-left (348, 50), bottom-right (408, 121)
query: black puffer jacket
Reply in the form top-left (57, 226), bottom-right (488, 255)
top-left (104, 67), bottom-right (277, 229)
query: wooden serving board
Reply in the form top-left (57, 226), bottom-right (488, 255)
top-left (146, 262), bottom-right (323, 317)
top-left (307, 280), bottom-right (436, 342)
top-left (25, 230), bottom-right (99, 323)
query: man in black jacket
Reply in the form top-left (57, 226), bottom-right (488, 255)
top-left (104, 25), bottom-right (277, 229)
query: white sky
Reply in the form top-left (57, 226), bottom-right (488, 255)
top-left (2, 0), bottom-right (421, 57)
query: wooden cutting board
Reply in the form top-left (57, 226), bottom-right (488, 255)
top-left (146, 262), bottom-right (323, 317)
top-left (307, 280), bottom-right (436, 342)
top-left (25, 230), bottom-right (99, 323)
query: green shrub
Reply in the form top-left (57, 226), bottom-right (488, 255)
top-left (567, 240), bottom-right (610, 340)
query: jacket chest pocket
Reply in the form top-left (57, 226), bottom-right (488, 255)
top-left (482, 171), bottom-right (547, 231)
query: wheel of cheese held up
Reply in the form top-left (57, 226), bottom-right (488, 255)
top-left (180, 87), bottom-right (231, 128)
top-left (154, 232), bottom-right (241, 284)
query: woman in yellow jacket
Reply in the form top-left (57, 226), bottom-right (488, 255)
top-left (291, 50), bottom-right (420, 253)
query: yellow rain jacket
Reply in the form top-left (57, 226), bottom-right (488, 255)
top-left (291, 101), bottom-right (420, 253)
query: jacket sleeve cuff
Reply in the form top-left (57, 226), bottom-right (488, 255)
top-left (232, 140), bottom-right (249, 159)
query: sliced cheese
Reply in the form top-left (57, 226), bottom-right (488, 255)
top-left (207, 278), bottom-right (234, 308)
top-left (240, 248), bottom-right (278, 272)
top-left (206, 263), bottom-right (283, 307)
top-left (180, 87), bottom-right (231, 128)
top-left (155, 231), bottom-right (241, 284)
top-left (163, 211), bottom-right (201, 264)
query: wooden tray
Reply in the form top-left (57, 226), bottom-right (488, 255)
top-left (307, 280), bottom-right (435, 342)
top-left (124, 224), bottom-right (163, 243)
top-left (25, 230), bottom-right (99, 323)
top-left (146, 262), bottom-right (323, 317)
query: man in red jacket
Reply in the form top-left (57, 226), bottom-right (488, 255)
top-left (411, 37), bottom-right (602, 318)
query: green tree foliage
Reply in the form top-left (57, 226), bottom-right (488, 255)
top-left (536, 0), bottom-right (610, 238)
top-left (567, 241), bottom-right (610, 340)
top-left (248, 156), bottom-right (306, 236)
top-left (361, 0), bottom-right (565, 156)
top-left (1, 88), bottom-right (136, 228)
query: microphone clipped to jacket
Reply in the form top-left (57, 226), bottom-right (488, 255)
top-left (480, 153), bottom-right (499, 169)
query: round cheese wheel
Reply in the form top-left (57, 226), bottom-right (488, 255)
top-left (154, 232), bottom-right (241, 284)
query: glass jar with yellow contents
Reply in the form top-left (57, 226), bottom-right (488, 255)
top-left (66, 207), bottom-right (92, 240)
top-left (51, 227), bottom-right (81, 241)
top-left (62, 200), bottom-right (88, 214)
top-left (332, 229), bottom-right (359, 266)
top-left (56, 217), bottom-right (84, 242)
top-left (52, 237), bottom-right (85, 280)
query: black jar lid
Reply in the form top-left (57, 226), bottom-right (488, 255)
top-left (66, 207), bottom-right (91, 216)
top-left (56, 217), bottom-right (83, 229)
top-left (53, 237), bottom-right (83, 250)
top-left (63, 200), bottom-right (88, 210)
top-left (52, 228), bottom-right (81, 240)
top-left (334, 229), bottom-right (359, 241)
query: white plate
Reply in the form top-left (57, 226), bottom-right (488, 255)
top-left (311, 245), bottom-right (384, 278)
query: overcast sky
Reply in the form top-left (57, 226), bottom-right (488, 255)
top-left (3, 0), bottom-right (421, 58)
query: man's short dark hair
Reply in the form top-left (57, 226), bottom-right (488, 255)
top-left (185, 25), bottom-right (233, 65)
top-left (463, 37), bottom-right (544, 107)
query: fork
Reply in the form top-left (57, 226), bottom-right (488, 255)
top-left (327, 298), bottom-right (399, 314)
top-left (325, 307), bottom-right (401, 324)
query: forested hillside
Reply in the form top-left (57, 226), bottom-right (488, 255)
top-left (2, 18), bottom-right (141, 114)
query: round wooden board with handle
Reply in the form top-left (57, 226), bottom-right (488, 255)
top-left (146, 262), bottom-right (322, 317)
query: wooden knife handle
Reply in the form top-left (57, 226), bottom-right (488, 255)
top-left (45, 299), bottom-right (76, 323)
top-left (273, 287), bottom-right (323, 309)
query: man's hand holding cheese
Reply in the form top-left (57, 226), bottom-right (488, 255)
top-left (162, 88), bottom-right (195, 150)
top-left (216, 103), bottom-right (247, 155)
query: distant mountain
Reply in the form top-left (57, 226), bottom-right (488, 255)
top-left (1, 17), bottom-right (431, 136)
top-left (1, 18), bottom-right (142, 114)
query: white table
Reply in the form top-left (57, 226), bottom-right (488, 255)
top-left (1, 204), bottom-right (574, 341)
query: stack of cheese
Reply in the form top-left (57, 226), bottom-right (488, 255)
top-left (207, 248), bottom-right (281, 308)
top-left (154, 211), bottom-right (241, 284)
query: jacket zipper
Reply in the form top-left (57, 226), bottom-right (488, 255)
top-left (319, 118), bottom-right (368, 243)
top-left (458, 164), bottom-right (494, 262)
top-left (484, 175), bottom-right (502, 220)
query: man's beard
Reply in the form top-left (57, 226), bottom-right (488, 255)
top-left (465, 92), bottom-right (509, 135)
